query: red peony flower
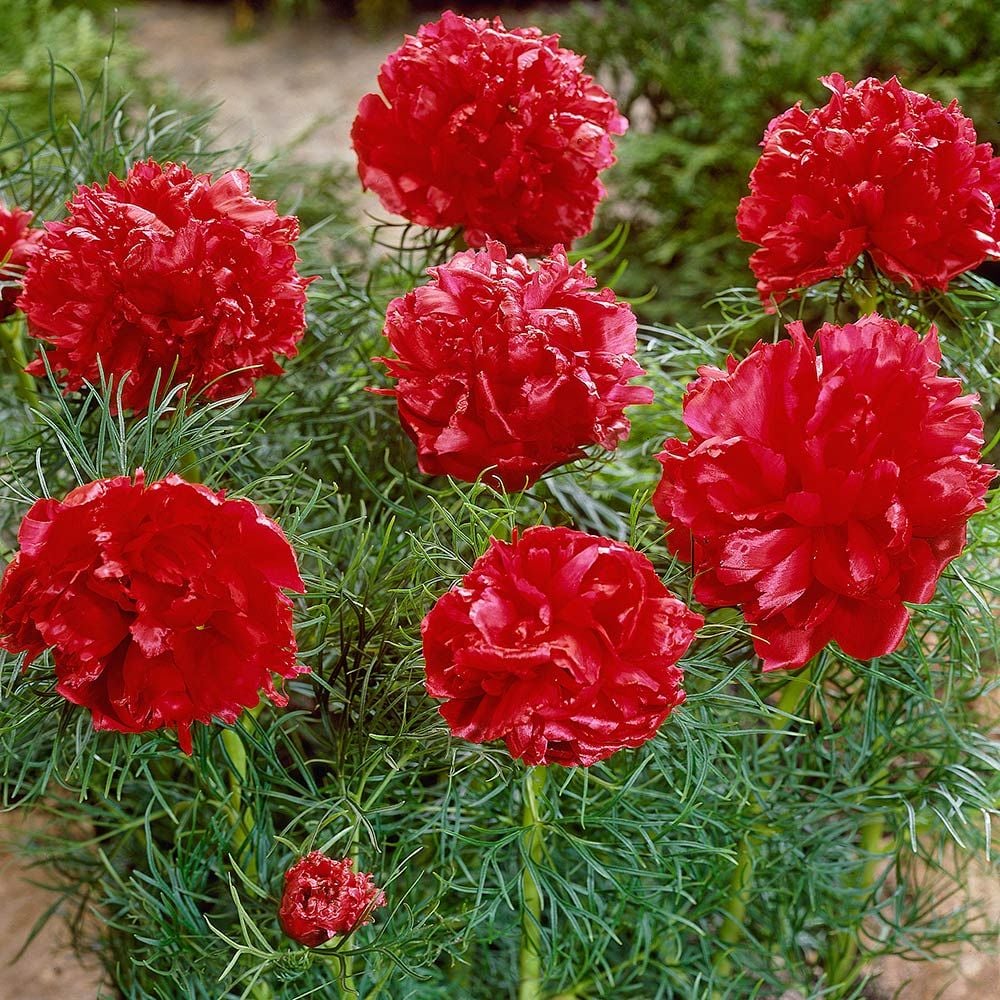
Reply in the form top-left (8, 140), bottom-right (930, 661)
top-left (351, 10), bottom-right (627, 254)
top-left (0, 471), bottom-right (306, 751)
top-left (19, 160), bottom-right (314, 412)
top-left (737, 74), bottom-right (1000, 306)
top-left (376, 241), bottom-right (652, 490)
top-left (653, 314), bottom-right (995, 672)
top-left (0, 202), bottom-right (42, 320)
top-left (279, 852), bottom-right (386, 947)
top-left (422, 525), bottom-right (703, 766)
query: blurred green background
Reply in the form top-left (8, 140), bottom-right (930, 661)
top-left (5, 0), bottom-right (999, 328)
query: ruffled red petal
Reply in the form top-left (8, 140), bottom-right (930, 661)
top-left (422, 525), bottom-right (702, 766)
top-left (0, 472), bottom-right (306, 748)
top-left (654, 314), bottom-right (995, 670)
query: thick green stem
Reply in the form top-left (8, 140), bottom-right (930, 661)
top-left (1, 316), bottom-right (40, 409)
top-left (519, 765), bottom-right (548, 1000)
top-left (825, 797), bottom-right (888, 991)
top-left (327, 951), bottom-right (355, 999)
top-left (763, 665), bottom-right (815, 750)
top-left (712, 663), bottom-right (815, 981)
top-left (854, 254), bottom-right (880, 315)
top-left (339, 939), bottom-right (357, 997)
top-left (854, 288), bottom-right (878, 314)
top-left (222, 704), bottom-right (262, 878)
top-left (178, 449), bottom-right (201, 483)
top-left (714, 835), bottom-right (752, 978)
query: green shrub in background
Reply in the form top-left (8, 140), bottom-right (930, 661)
top-left (555, 0), bottom-right (1000, 327)
top-left (0, 6), bottom-right (996, 1000)
top-left (0, 0), bottom-right (131, 140)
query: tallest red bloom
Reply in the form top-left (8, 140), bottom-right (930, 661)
top-left (351, 10), bottom-right (627, 254)
top-left (737, 75), bottom-right (1000, 305)
top-left (653, 315), bottom-right (995, 671)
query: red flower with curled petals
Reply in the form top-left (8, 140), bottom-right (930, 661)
top-left (737, 74), bottom-right (1000, 306)
top-left (279, 852), bottom-right (386, 947)
top-left (19, 160), bottom-right (314, 412)
top-left (0, 202), bottom-right (42, 320)
top-left (0, 472), bottom-right (306, 751)
top-left (351, 10), bottom-right (626, 254)
top-left (654, 314), bottom-right (995, 671)
top-left (376, 241), bottom-right (652, 490)
top-left (422, 525), bottom-right (702, 767)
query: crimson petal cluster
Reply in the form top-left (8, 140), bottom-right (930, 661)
top-left (279, 852), bottom-right (386, 947)
top-left (0, 472), bottom-right (306, 751)
top-left (20, 160), bottom-right (313, 412)
top-left (422, 525), bottom-right (703, 767)
top-left (351, 10), bottom-right (626, 254)
top-left (654, 315), bottom-right (995, 671)
top-left (377, 241), bottom-right (652, 490)
top-left (0, 202), bottom-right (42, 320)
top-left (737, 74), bottom-right (1000, 305)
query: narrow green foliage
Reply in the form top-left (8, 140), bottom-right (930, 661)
top-left (0, 11), bottom-right (996, 1000)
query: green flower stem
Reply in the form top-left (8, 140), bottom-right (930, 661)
top-left (222, 704), bottom-right (263, 879)
top-left (178, 449), bottom-right (201, 483)
top-left (334, 780), bottom-right (372, 999)
top-left (1, 316), bottom-right (40, 409)
top-left (854, 289), bottom-right (879, 314)
top-left (825, 783), bottom-right (889, 991)
top-left (715, 834), bottom-right (753, 972)
top-left (713, 663), bottom-right (815, 980)
top-left (855, 254), bottom-right (880, 314)
top-left (519, 764), bottom-right (548, 1000)
top-left (339, 942), bottom-right (357, 997)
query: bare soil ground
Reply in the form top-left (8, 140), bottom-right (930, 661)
top-left (127, 0), bottom-right (392, 168)
top-left (0, 813), bottom-right (105, 999)
top-left (0, 3), bottom-right (995, 998)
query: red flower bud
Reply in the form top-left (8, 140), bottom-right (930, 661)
top-left (279, 853), bottom-right (386, 947)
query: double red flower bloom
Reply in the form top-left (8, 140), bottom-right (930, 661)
top-left (377, 241), bottom-right (651, 490)
top-left (0, 472), bottom-right (305, 751)
top-left (352, 10), bottom-right (626, 254)
top-left (20, 160), bottom-right (312, 412)
top-left (422, 525), bottom-right (702, 767)
top-left (0, 202), bottom-right (42, 320)
top-left (738, 74), bottom-right (1000, 305)
top-left (654, 315), bottom-right (995, 671)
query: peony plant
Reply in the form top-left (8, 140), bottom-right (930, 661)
top-left (19, 160), bottom-right (313, 411)
top-left (0, 10), bottom-right (996, 1000)
top-left (376, 241), bottom-right (651, 489)
top-left (352, 10), bottom-right (627, 253)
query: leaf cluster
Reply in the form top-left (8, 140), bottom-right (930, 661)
top-left (0, 15), bottom-right (996, 1000)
